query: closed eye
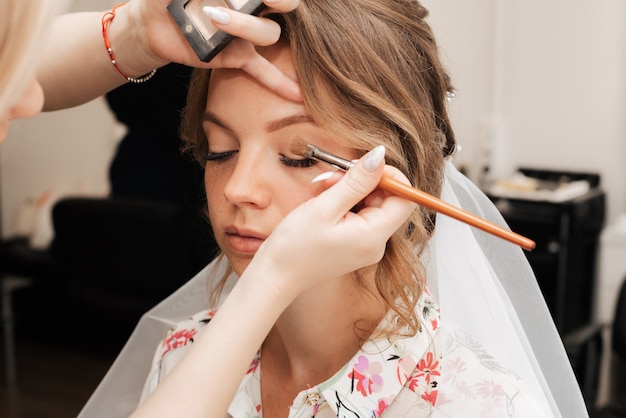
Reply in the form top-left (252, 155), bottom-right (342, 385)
top-left (205, 150), bottom-right (237, 161)
top-left (280, 155), bottom-right (317, 168)
top-left (204, 151), bottom-right (317, 168)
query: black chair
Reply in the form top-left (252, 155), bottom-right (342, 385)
top-left (48, 196), bottom-right (217, 354)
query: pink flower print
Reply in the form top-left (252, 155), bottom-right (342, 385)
top-left (396, 355), bottom-right (418, 383)
top-left (441, 355), bottom-right (468, 387)
top-left (421, 389), bottom-right (438, 406)
top-left (404, 354), bottom-right (440, 407)
top-left (348, 355), bottom-right (384, 396)
top-left (160, 328), bottom-right (197, 358)
top-left (475, 380), bottom-right (504, 398)
top-left (434, 390), bottom-right (453, 406)
top-left (421, 297), bottom-right (440, 332)
top-left (247, 352), bottom-right (260, 375)
top-left (374, 398), bottom-right (390, 417)
top-left (454, 380), bottom-right (475, 399)
top-left (414, 352), bottom-right (441, 384)
top-left (445, 356), bottom-right (467, 374)
top-left (430, 318), bottom-right (438, 331)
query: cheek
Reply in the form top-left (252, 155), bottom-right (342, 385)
top-left (277, 189), bottom-right (313, 216)
top-left (204, 165), bottom-right (227, 212)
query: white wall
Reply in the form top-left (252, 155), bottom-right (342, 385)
top-left (423, 0), bottom-right (496, 184)
top-left (0, 101), bottom-right (118, 238)
top-left (424, 0), bottom-right (626, 224)
top-left (0, 0), bottom-right (120, 239)
top-left (498, 0), bottom-right (626, 224)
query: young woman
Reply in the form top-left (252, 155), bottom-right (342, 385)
top-left (126, 1), bottom-right (588, 417)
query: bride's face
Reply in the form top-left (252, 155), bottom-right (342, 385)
top-left (202, 43), bottom-right (358, 276)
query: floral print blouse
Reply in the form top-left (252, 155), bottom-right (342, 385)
top-left (141, 287), bottom-right (548, 417)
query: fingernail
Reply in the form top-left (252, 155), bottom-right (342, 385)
top-left (362, 145), bottom-right (385, 172)
top-left (311, 171), bottom-right (336, 184)
top-left (202, 6), bottom-right (231, 24)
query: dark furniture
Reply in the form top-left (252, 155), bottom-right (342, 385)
top-left (0, 237), bottom-right (63, 386)
top-left (1, 198), bottom-right (217, 356)
top-left (489, 168), bottom-right (606, 410)
top-left (489, 168), bottom-right (606, 334)
top-left (47, 196), bottom-right (217, 353)
top-left (565, 277), bottom-right (626, 416)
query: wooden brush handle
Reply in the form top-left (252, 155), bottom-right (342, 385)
top-left (378, 175), bottom-right (536, 251)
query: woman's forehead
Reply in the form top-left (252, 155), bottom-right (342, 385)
top-left (206, 42), bottom-right (299, 107)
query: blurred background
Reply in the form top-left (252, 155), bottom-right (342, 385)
top-left (1, 0), bottom-right (625, 416)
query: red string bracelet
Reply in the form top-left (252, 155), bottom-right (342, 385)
top-left (102, 3), bottom-right (157, 83)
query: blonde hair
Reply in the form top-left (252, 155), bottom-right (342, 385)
top-left (0, 0), bottom-right (65, 117)
top-left (182, 0), bottom-right (456, 340)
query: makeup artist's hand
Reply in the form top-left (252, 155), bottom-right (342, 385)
top-left (128, 0), bottom-right (301, 101)
top-left (248, 146), bottom-right (416, 302)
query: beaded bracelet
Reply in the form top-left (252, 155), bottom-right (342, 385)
top-left (102, 3), bottom-right (157, 83)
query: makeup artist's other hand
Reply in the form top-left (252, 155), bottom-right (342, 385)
top-left (252, 146), bottom-right (416, 302)
top-left (127, 0), bottom-right (301, 101)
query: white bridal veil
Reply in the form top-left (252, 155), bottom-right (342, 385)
top-left (428, 159), bottom-right (588, 417)
top-left (78, 159), bottom-right (587, 418)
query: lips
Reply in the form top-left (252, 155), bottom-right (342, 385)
top-left (224, 226), bottom-right (267, 254)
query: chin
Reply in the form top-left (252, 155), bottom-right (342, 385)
top-left (227, 256), bottom-right (252, 278)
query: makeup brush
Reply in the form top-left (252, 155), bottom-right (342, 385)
top-left (290, 140), bottom-right (536, 251)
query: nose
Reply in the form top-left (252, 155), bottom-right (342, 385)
top-left (9, 79), bottom-right (44, 120)
top-left (223, 149), bottom-right (271, 209)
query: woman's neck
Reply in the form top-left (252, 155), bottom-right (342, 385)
top-left (262, 266), bottom-right (386, 387)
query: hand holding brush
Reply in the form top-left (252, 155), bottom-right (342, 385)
top-left (290, 139), bottom-right (536, 251)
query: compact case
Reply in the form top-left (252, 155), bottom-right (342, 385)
top-left (168, 0), bottom-right (266, 62)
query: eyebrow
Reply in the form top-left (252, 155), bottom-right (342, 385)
top-left (266, 114), bottom-right (315, 133)
top-left (203, 112), bottom-right (315, 134)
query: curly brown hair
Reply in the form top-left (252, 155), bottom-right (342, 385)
top-left (181, 0), bottom-right (456, 340)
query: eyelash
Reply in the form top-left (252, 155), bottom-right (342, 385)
top-left (280, 155), bottom-right (317, 168)
top-left (203, 151), bottom-right (317, 169)
top-left (204, 151), bottom-right (236, 161)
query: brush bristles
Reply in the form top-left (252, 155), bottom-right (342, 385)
top-left (290, 140), bottom-right (354, 171)
top-left (289, 137), bottom-right (314, 158)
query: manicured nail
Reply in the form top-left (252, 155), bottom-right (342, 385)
top-left (311, 171), bottom-right (336, 184)
top-left (362, 145), bottom-right (385, 172)
top-left (202, 6), bottom-right (231, 24)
